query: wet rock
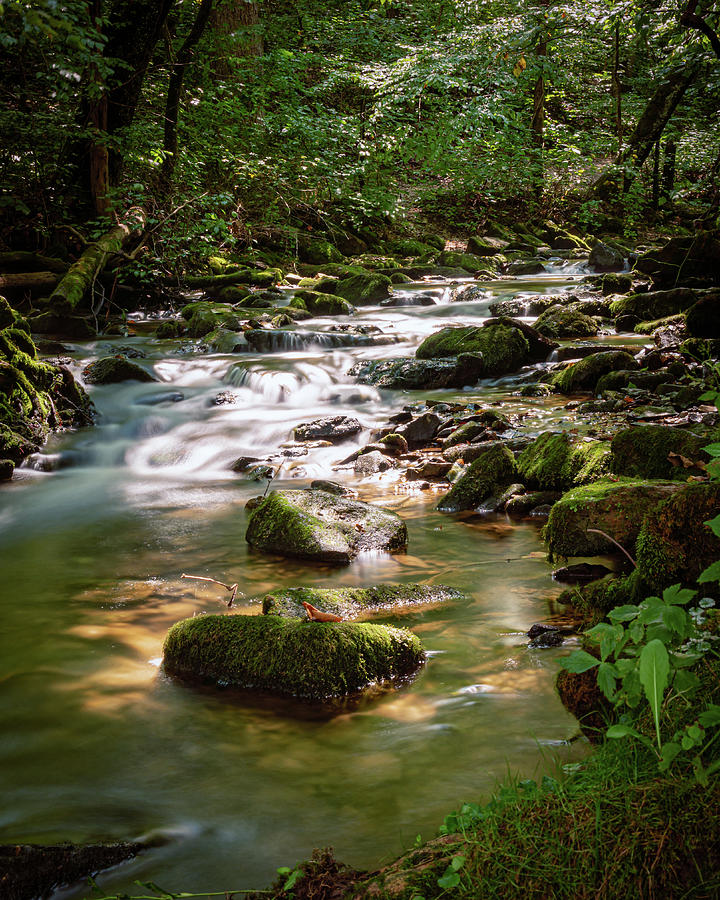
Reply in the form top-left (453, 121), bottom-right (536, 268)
top-left (310, 479), bottom-right (356, 496)
top-left (355, 450), bottom-right (393, 475)
top-left (335, 272), bottom-right (393, 305)
top-left (544, 480), bottom-right (683, 558)
top-left (549, 350), bottom-right (638, 394)
top-left (442, 421), bottom-right (487, 449)
top-left (602, 272), bottom-right (633, 295)
top-left (484, 316), bottom-right (558, 361)
top-left (163, 613), bottom-right (424, 700)
top-left (442, 442), bottom-right (497, 464)
top-left (294, 415), bottom-right (363, 443)
top-left (528, 628), bottom-right (564, 648)
top-left (348, 354), bottom-right (484, 390)
top-left (611, 287), bottom-right (697, 321)
top-left (588, 240), bottom-right (625, 272)
top-left (533, 307), bottom-right (599, 339)
top-left (505, 491), bottom-right (562, 516)
top-left (416, 323), bottom-right (530, 376)
top-left (635, 231), bottom-right (720, 287)
top-left (262, 583), bottom-right (465, 619)
top-left (467, 235), bottom-right (509, 256)
top-left (231, 456), bottom-right (263, 473)
top-left (82, 357), bottom-right (156, 384)
top-left (380, 292), bottom-right (437, 307)
top-left (610, 424), bottom-right (711, 479)
top-left (245, 328), bottom-right (397, 352)
top-left (517, 432), bottom-right (611, 490)
top-left (436, 442), bottom-right (517, 512)
top-left (394, 412), bottom-right (443, 446)
top-left (378, 433), bottom-right (409, 454)
top-left (288, 290), bottom-right (355, 316)
top-left (155, 320), bottom-right (183, 338)
top-left (210, 390), bottom-right (237, 405)
top-left (552, 563), bottom-right (614, 583)
top-left (507, 259), bottom-right (547, 276)
top-left (0, 841), bottom-right (147, 900)
top-left (245, 489), bottom-right (408, 563)
top-left (0, 459), bottom-right (14, 480)
top-left (450, 284), bottom-right (488, 304)
top-left (556, 667), bottom-right (611, 743)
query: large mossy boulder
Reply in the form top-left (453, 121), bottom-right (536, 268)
top-left (245, 489), bottom-right (408, 563)
top-left (163, 614), bottom-right (425, 700)
top-left (82, 357), bottom-right (156, 384)
top-left (335, 272), bottom-right (392, 305)
top-left (635, 231), bottom-right (720, 286)
top-left (288, 290), bottom-right (355, 316)
top-left (549, 350), bottom-right (638, 394)
top-left (517, 432), bottom-right (611, 491)
top-left (181, 301), bottom-right (243, 337)
top-left (610, 288), bottom-right (698, 321)
top-left (436, 442), bottom-right (517, 512)
top-left (610, 425), bottom-right (713, 480)
top-left (0, 297), bottom-right (93, 478)
top-left (543, 480), bottom-right (682, 559)
top-left (588, 241), bottom-right (625, 272)
top-left (296, 234), bottom-right (344, 265)
top-left (348, 354), bottom-right (484, 390)
top-left (261, 583), bottom-right (465, 618)
top-left (416, 323), bottom-right (530, 376)
top-left (635, 484), bottom-right (720, 594)
top-left (467, 235), bottom-right (508, 256)
top-left (533, 307), bottom-right (599, 339)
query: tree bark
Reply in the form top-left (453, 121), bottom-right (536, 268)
top-left (680, 1), bottom-right (720, 59)
top-left (0, 273), bottom-right (61, 294)
top-left (611, 22), bottom-right (623, 151)
top-left (43, 209), bottom-right (146, 315)
top-left (210, 0), bottom-right (262, 79)
top-left (662, 138), bottom-right (677, 197)
top-left (160, 0), bottom-right (215, 191)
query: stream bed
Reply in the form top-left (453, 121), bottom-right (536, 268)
top-left (0, 271), bottom-right (603, 895)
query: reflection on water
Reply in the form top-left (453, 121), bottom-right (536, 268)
top-left (0, 273), bottom-right (593, 896)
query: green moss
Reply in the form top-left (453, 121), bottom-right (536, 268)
top-left (261, 584), bottom-right (466, 618)
top-left (162, 613), bottom-right (425, 700)
top-left (437, 442), bottom-right (517, 512)
top-left (633, 313), bottom-right (685, 335)
top-left (389, 238), bottom-right (437, 257)
top-left (180, 301), bottom-right (243, 336)
top-left (517, 432), bottom-right (610, 491)
top-left (335, 272), bottom-right (392, 305)
top-left (82, 357), bottom-right (156, 385)
top-left (610, 425), bottom-right (713, 480)
top-left (533, 307), bottom-right (599, 339)
top-left (635, 484), bottom-right (720, 594)
top-left (289, 290), bottom-right (355, 316)
top-left (416, 324), bottom-right (529, 376)
top-left (558, 571), bottom-right (643, 620)
top-left (602, 272), bottom-right (633, 295)
top-left (549, 350), bottom-right (638, 394)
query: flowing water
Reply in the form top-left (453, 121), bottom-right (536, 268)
top-left (0, 268), bottom-right (605, 896)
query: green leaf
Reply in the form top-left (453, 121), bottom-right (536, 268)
top-left (607, 723), bottom-right (654, 750)
top-left (701, 441), bottom-right (720, 456)
top-left (704, 514), bottom-right (720, 539)
top-left (437, 871), bottom-right (461, 889)
top-left (629, 619), bottom-right (645, 644)
top-left (661, 604), bottom-right (689, 638)
top-left (639, 639), bottom-right (670, 750)
top-left (607, 604), bottom-right (640, 622)
top-left (698, 560), bottom-right (720, 583)
top-left (450, 854), bottom-right (466, 871)
top-left (672, 669), bottom-right (700, 696)
top-left (662, 584), bottom-right (696, 606)
top-left (658, 741), bottom-right (682, 770)
top-left (638, 597), bottom-right (666, 624)
top-left (561, 650), bottom-right (599, 673)
top-left (597, 662), bottom-right (617, 700)
top-left (699, 704), bottom-right (720, 727)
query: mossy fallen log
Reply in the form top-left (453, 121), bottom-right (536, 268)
top-left (0, 251), bottom-right (68, 273)
top-left (42, 208), bottom-right (145, 315)
top-left (0, 272), bottom-right (61, 294)
top-left (163, 613), bottom-right (425, 700)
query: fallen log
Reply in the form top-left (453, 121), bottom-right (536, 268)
top-left (41, 208), bottom-right (146, 315)
top-left (0, 271), bottom-right (61, 294)
top-left (0, 252), bottom-right (69, 273)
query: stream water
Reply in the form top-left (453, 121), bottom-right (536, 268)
top-left (1, 268), bottom-right (606, 896)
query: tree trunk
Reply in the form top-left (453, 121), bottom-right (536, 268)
top-left (42, 209), bottom-right (146, 315)
top-left (530, 9), bottom-right (549, 196)
top-left (652, 140), bottom-right (661, 208)
top-left (160, 0), bottom-right (215, 192)
top-left (611, 23), bottom-right (623, 151)
top-left (680, 0), bottom-right (720, 59)
top-left (662, 138), bottom-right (677, 197)
top-left (589, 62), bottom-right (699, 200)
top-left (210, 0), bottom-right (262, 79)
top-left (0, 273), bottom-right (61, 294)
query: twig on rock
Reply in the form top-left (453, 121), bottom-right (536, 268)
top-left (181, 573), bottom-right (241, 607)
top-left (586, 528), bottom-right (636, 567)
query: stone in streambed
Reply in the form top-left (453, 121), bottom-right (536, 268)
top-left (610, 425), bottom-right (712, 480)
top-left (348, 354), bottom-right (484, 390)
top-left (294, 415), bottom-right (363, 443)
top-left (416, 321), bottom-right (539, 376)
top-left (288, 290), bottom-right (356, 316)
top-left (261, 583), bottom-right (465, 619)
top-left (548, 350), bottom-right (638, 394)
top-left (533, 307), bottom-right (599, 339)
top-left (436, 442), bottom-right (517, 512)
top-left (162, 613), bottom-right (424, 700)
top-left (245, 489), bottom-right (407, 563)
top-left (82, 357), bottom-right (156, 384)
top-left (516, 432), bottom-right (611, 491)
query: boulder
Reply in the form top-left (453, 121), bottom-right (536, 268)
top-left (289, 290), bottom-right (355, 316)
top-left (82, 357), bottom-right (156, 384)
top-left (517, 432), bottom-right (611, 491)
top-left (354, 450), bottom-right (393, 475)
top-left (181, 300), bottom-right (244, 336)
top-left (507, 260), bottom-right (547, 276)
top-left (335, 272), bottom-right (392, 305)
top-left (261, 583), bottom-right (465, 618)
top-left (602, 272), bottom-right (633, 295)
top-left (588, 241), bottom-right (624, 272)
top-left (163, 613), bottom-right (424, 700)
top-left (348, 354), bottom-right (484, 390)
top-left (436, 442), bottom-right (517, 512)
top-left (296, 234), bottom-right (344, 265)
top-left (610, 288), bottom-right (697, 321)
top-left (610, 425), bottom-right (713, 479)
top-left (635, 483), bottom-right (720, 594)
top-left (543, 480), bottom-right (683, 559)
top-left (416, 323), bottom-right (530, 376)
top-left (245, 489), bottom-right (408, 563)
top-left (549, 350), bottom-right (638, 394)
top-left (394, 412), bottom-right (443, 446)
top-left (685, 291), bottom-right (720, 338)
top-left (533, 307), bottom-right (599, 339)
top-left (635, 231), bottom-right (720, 286)
top-left (467, 235), bottom-right (509, 256)
top-left (294, 415), bottom-right (363, 443)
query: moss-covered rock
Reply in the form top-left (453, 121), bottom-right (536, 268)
top-left (335, 272), bottom-right (392, 305)
top-left (517, 432), bottom-right (611, 491)
top-left (635, 484), bottom-right (720, 594)
top-left (549, 350), bottom-right (638, 394)
top-left (296, 234), bottom-right (344, 265)
top-left (155, 320), bottom-right (183, 339)
top-left (288, 290), bottom-right (355, 316)
top-left (348, 354), bottom-right (484, 390)
top-left (436, 442), bottom-right (517, 512)
top-left (437, 250), bottom-right (494, 273)
top-left (389, 238), bottom-right (437, 258)
top-left (543, 480), bottom-right (683, 559)
top-left (163, 613), bottom-right (425, 700)
top-left (416, 324), bottom-right (530, 376)
top-left (181, 301), bottom-right (244, 337)
top-left (601, 272), bottom-right (633, 295)
top-left (261, 583), bottom-right (465, 618)
top-left (467, 235), bottom-right (508, 256)
top-left (610, 425), bottom-right (712, 480)
top-left (82, 357), bottom-right (156, 384)
top-left (635, 230), bottom-right (720, 287)
top-left (610, 288), bottom-right (697, 320)
top-left (507, 259), bottom-right (547, 276)
top-left (246, 489), bottom-right (408, 563)
top-left (557, 572), bottom-right (642, 619)
top-left (533, 307), bottom-right (599, 339)
top-left (556, 666), bottom-right (614, 743)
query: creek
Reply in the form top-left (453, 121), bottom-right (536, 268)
top-left (1, 268), bottom-right (603, 896)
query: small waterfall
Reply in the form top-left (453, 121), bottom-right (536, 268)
top-left (244, 329), bottom-right (398, 352)
top-left (225, 364), bottom-right (302, 403)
